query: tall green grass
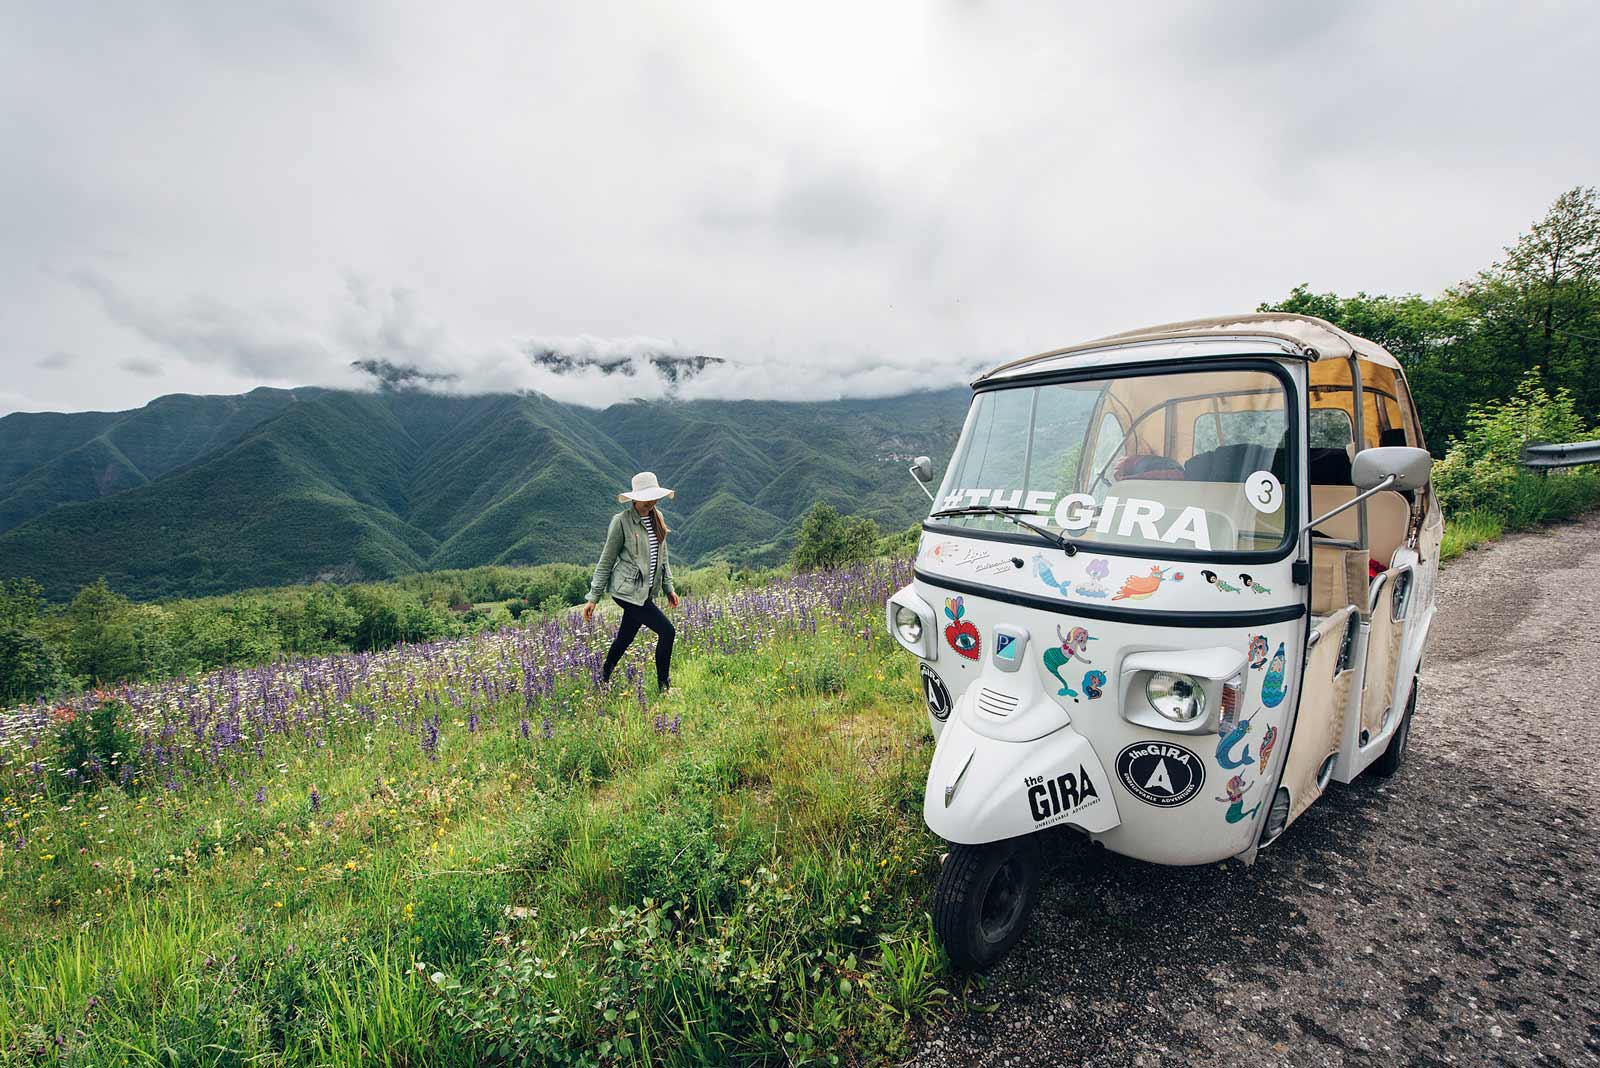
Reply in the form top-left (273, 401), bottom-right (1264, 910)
top-left (0, 617), bottom-right (947, 1066)
top-left (1442, 468), bottom-right (1600, 561)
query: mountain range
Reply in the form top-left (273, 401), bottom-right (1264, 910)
top-left (0, 385), bottom-right (966, 601)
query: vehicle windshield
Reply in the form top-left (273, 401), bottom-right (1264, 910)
top-left (929, 366), bottom-right (1292, 554)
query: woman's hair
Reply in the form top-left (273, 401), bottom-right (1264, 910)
top-left (638, 502), bottom-right (670, 538)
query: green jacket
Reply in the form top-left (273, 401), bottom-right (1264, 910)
top-left (586, 508), bottom-right (676, 607)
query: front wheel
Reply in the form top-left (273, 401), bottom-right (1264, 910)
top-left (1369, 677), bottom-right (1418, 778)
top-left (932, 836), bottom-right (1041, 972)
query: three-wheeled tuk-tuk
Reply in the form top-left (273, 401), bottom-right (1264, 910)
top-left (887, 314), bottom-right (1441, 970)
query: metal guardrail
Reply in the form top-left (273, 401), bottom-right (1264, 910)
top-left (1520, 440), bottom-right (1600, 470)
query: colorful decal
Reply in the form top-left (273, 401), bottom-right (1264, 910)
top-left (1247, 634), bottom-right (1269, 669)
top-left (1216, 773), bottom-right (1262, 824)
top-left (937, 489), bottom-right (1213, 549)
top-left (1201, 569), bottom-right (1243, 594)
top-left (1215, 709), bottom-right (1259, 770)
top-left (1041, 624), bottom-right (1095, 699)
top-left (943, 597), bottom-right (982, 660)
top-left (1081, 669), bottom-right (1106, 700)
top-left (1241, 573), bottom-right (1273, 595)
top-left (1244, 470), bottom-right (1284, 514)
top-left (1032, 554), bottom-right (1072, 598)
top-left (1113, 565), bottom-right (1183, 601)
top-left (1257, 724), bottom-right (1278, 773)
top-left (1025, 766), bottom-right (1101, 826)
top-left (994, 632), bottom-right (1019, 662)
top-left (1261, 643), bottom-right (1288, 707)
top-left (1074, 557), bottom-right (1112, 598)
top-left (919, 664), bottom-right (952, 720)
top-left (975, 556), bottom-right (1023, 574)
top-left (1115, 741), bottom-right (1205, 808)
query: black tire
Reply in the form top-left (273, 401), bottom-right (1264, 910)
top-left (1369, 677), bottom-right (1418, 778)
top-left (932, 836), bottom-right (1041, 972)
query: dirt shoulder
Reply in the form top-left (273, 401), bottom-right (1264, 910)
top-left (902, 513), bottom-right (1600, 1068)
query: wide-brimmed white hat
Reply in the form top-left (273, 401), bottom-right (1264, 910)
top-left (618, 471), bottom-right (675, 503)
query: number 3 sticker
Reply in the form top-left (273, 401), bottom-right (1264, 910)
top-left (1245, 470), bottom-right (1283, 514)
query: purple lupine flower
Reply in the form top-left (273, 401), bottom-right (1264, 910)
top-left (254, 786), bottom-right (266, 805)
top-left (540, 716), bottom-right (553, 740)
top-left (309, 786), bottom-right (321, 813)
top-left (468, 712), bottom-right (479, 734)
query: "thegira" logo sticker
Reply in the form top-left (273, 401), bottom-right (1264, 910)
top-left (1024, 766), bottom-right (1101, 828)
top-left (1115, 741), bottom-right (1205, 808)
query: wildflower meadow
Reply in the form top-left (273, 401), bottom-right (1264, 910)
top-left (0, 560), bottom-right (953, 1066)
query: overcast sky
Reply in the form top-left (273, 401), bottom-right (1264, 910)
top-left (3, 1), bottom-right (1597, 415)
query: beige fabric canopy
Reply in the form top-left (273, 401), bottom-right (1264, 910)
top-left (978, 313), bottom-right (1404, 384)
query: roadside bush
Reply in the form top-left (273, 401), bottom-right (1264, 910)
top-left (1433, 368), bottom-right (1594, 514)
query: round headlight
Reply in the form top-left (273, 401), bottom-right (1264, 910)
top-left (893, 604), bottom-right (923, 644)
top-left (1147, 671), bottom-right (1204, 723)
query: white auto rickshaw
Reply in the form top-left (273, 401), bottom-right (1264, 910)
top-left (887, 314), bottom-right (1442, 970)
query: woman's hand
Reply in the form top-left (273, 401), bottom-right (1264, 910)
top-left (583, 601), bottom-right (596, 622)
top-left (668, 592), bottom-right (679, 609)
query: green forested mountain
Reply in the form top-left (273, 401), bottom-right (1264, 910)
top-left (0, 386), bottom-right (966, 600)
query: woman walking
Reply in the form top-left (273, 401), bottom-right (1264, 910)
top-left (583, 472), bottom-right (679, 692)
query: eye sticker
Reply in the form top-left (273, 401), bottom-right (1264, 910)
top-left (1245, 470), bottom-right (1283, 514)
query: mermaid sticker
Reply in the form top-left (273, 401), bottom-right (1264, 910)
top-left (1041, 624), bottom-right (1096, 699)
top-left (1201, 569), bottom-right (1243, 594)
top-left (1215, 710), bottom-right (1258, 770)
top-left (1241, 573), bottom-right (1272, 595)
top-left (1074, 557), bottom-right (1112, 598)
top-left (1261, 642), bottom-right (1288, 707)
top-left (1032, 554), bottom-right (1072, 598)
top-left (1216, 773), bottom-right (1262, 824)
top-left (1082, 669), bottom-right (1107, 700)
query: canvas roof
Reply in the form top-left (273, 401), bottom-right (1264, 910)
top-left (976, 313), bottom-right (1403, 385)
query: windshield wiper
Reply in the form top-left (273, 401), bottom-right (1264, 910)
top-left (928, 506), bottom-right (1078, 556)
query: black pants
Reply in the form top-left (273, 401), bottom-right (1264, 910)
top-left (602, 597), bottom-right (675, 690)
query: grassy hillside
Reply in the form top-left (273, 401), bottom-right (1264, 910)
top-left (0, 388), bottom-right (315, 533)
top-left (0, 562), bottom-right (947, 1066)
top-left (0, 387), bottom-right (966, 601)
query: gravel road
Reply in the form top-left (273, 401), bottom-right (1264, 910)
top-left (903, 513), bottom-right (1600, 1068)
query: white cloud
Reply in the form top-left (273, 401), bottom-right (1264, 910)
top-left (1, 1), bottom-right (1596, 414)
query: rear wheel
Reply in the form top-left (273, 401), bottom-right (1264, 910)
top-left (1369, 677), bottom-right (1418, 778)
top-left (932, 836), bottom-right (1040, 972)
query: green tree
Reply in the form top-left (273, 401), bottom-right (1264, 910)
top-left (1456, 185), bottom-right (1600, 415)
top-left (790, 503), bottom-right (881, 571)
top-left (62, 578), bottom-right (140, 685)
top-left (0, 578), bottom-right (63, 703)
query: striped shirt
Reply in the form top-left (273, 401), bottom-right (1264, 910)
top-left (641, 512), bottom-right (660, 593)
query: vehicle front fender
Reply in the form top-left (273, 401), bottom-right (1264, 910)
top-left (924, 705), bottom-right (1121, 845)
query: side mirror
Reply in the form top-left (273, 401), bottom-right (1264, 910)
top-left (1352, 446), bottom-right (1431, 492)
top-left (910, 456), bottom-right (934, 483)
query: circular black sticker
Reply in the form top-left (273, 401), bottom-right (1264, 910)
top-left (1115, 740), bottom-right (1205, 808)
top-left (920, 664), bottom-right (952, 721)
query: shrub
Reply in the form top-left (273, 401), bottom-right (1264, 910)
top-left (1433, 368), bottom-right (1594, 514)
top-left (791, 503), bottom-right (881, 571)
top-left (53, 698), bottom-right (137, 791)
